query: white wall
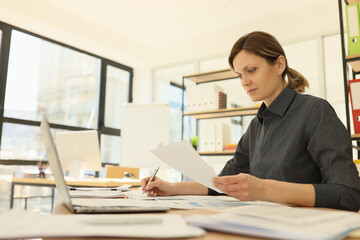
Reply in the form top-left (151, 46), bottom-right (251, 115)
top-left (0, 0), bottom-right (150, 67)
top-left (149, 2), bottom-right (340, 66)
top-left (0, 0), bottom-right (341, 103)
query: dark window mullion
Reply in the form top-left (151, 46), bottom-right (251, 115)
top-left (128, 69), bottom-right (134, 103)
top-left (2, 117), bottom-right (93, 131)
top-left (0, 24), bottom-right (12, 147)
top-left (101, 127), bottom-right (120, 136)
top-left (97, 59), bottom-right (107, 138)
top-left (99, 59), bottom-right (133, 136)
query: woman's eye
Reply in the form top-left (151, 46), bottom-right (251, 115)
top-left (248, 68), bottom-right (256, 73)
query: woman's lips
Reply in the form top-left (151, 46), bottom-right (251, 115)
top-left (247, 88), bottom-right (257, 95)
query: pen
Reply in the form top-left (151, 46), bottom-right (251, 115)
top-left (142, 167), bottom-right (160, 195)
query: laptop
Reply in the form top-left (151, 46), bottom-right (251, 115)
top-left (40, 116), bottom-right (169, 213)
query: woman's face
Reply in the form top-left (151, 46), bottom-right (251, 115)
top-left (232, 50), bottom-right (286, 106)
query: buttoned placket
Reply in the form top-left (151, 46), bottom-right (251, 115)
top-left (260, 112), bottom-right (270, 158)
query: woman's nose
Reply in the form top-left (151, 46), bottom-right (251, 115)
top-left (241, 76), bottom-right (251, 87)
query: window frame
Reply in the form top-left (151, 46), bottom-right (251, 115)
top-left (0, 21), bottom-right (133, 166)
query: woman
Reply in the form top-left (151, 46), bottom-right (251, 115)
top-left (141, 31), bottom-right (360, 211)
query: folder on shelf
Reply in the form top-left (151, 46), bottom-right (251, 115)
top-left (215, 122), bottom-right (230, 152)
top-left (186, 83), bottom-right (227, 113)
top-left (349, 79), bottom-right (360, 134)
top-left (346, 3), bottom-right (360, 55)
top-left (202, 122), bottom-right (216, 152)
top-left (186, 85), bottom-right (197, 113)
top-left (203, 84), bottom-right (225, 111)
top-left (215, 92), bottom-right (227, 110)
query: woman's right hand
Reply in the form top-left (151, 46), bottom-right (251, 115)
top-left (141, 176), bottom-right (176, 197)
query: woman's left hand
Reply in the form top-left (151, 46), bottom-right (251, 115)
top-left (212, 173), bottom-right (266, 201)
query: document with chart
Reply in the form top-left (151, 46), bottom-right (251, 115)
top-left (187, 205), bottom-right (360, 240)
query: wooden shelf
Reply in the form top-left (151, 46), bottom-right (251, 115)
top-left (352, 134), bottom-right (360, 140)
top-left (183, 68), bottom-right (236, 84)
top-left (198, 151), bottom-right (235, 155)
top-left (183, 106), bottom-right (259, 119)
top-left (345, 54), bottom-right (360, 72)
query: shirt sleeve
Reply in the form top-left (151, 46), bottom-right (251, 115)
top-left (306, 100), bottom-right (360, 211)
top-left (208, 121), bottom-right (252, 195)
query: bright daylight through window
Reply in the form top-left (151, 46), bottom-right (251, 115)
top-left (0, 29), bottom-right (132, 162)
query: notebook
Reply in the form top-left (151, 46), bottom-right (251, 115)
top-left (40, 116), bottom-right (169, 213)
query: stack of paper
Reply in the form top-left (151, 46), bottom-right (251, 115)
top-left (69, 190), bottom-right (126, 198)
top-left (0, 211), bottom-right (205, 239)
top-left (69, 185), bottom-right (130, 198)
top-left (187, 205), bottom-right (360, 240)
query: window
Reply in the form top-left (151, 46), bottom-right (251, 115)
top-left (0, 23), bottom-right (132, 164)
top-left (100, 134), bottom-right (121, 164)
top-left (153, 64), bottom-right (196, 143)
top-left (5, 30), bottom-right (101, 128)
top-left (105, 65), bottom-right (131, 129)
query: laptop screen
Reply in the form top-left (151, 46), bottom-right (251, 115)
top-left (40, 116), bottom-right (74, 212)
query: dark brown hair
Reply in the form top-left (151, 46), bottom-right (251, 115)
top-left (228, 31), bottom-right (309, 93)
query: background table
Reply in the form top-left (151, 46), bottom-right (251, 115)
top-left (10, 177), bottom-right (141, 209)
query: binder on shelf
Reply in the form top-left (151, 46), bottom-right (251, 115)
top-left (203, 84), bottom-right (225, 111)
top-left (215, 122), bottom-right (230, 152)
top-left (224, 143), bottom-right (237, 151)
top-left (186, 84), bottom-right (226, 113)
top-left (202, 122), bottom-right (216, 152)
top-left (186, 85), bottom-right (197, 113)
top-left (349, 79), bottom-right (360, 134)
top-left (346, 3), bottom-right (360, 55)
top-left (214, 92), bottom-right (227, 111)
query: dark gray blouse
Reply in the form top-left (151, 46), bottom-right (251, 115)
top-left (208, 86), bottom-right (360, 211)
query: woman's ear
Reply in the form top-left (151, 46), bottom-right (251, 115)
top-left (277, 55), bottom-right (286, 75)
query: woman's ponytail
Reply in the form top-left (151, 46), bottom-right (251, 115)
top-left (285, 67), bottom-right (309, 94)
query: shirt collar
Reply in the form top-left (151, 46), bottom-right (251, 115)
top-left (257, 85), bottom-right (297, 121)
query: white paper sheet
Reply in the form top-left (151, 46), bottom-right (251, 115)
top-left (153, 196), bottom-right (283, 210)
top-left (69, 190), bottom-right (126, 198)
top-left (69, 184), bottom-right (131, 191)
top-left (187, 205), bottom-right (360, 240)
top-left (71, 198), bottom-right (167, 207)
top-left (151, 140), bottom-right (221, 193)
top-left (69, 185), bottom-right (130, 198)
top-left (0, 211), bottom-right (205, 239)
top-left (66, 177), bottom-right (140, 183)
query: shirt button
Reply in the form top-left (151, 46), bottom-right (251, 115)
top-left (262, 152), bottom-right (266, 156)
top-left (265, 127), bottom-right (269, 131)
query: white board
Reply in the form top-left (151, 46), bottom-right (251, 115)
top-left (120, 103), bottom-right (170, 168)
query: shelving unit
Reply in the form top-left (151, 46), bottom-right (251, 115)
top-left (197, 151), bottom-right (235, 156)
top-left (352, 134), bottom-right (360, 140)
top-left (181, 68), bottom-right (259, 155)
top-left (338, 0), bottom-right (360, 154)
top-left (183, 69), bottom-right (236, 84)
top-left (183, 106), bottom-right (259, 120)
